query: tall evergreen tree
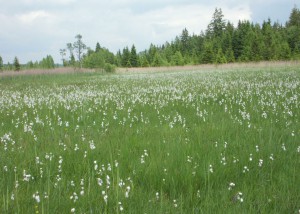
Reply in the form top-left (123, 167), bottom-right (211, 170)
top-left (14, 57), bottom-right (20, 71)
top-left (130, 45), bottom-right (139, 67)
top-left (122, 47), bottom-right (131, 67)
top-left (202, 41), bottom-right (214, 64)
top-left (171, 51), bottom-right (184, 66)
top-left (180, 28), bottom-right (190, 56)
top-left (152, 52), bottom-right (164, 67)
top-left (0, 56), bottom-right (3, 71)
top-left (139, 55), bottom-right (150, 67)
top-left (251, 24), bottom-right (265, 61)
top-left (286, 6), bottom-right (300, 57)
top-left (148, 44), bottom-right (157, 65)
top-left (207, 8), bottom-right (226, 38)
top-left (40, 55), bottom-right (55, 69)
top-left (95, 42), bottom-right (101, 52)
top-left (286, 6), bottom-right (300, 27)
top-left (262, 19), bottom-right (277, 60)
top-left (215, 48), bottom-right (227, 64)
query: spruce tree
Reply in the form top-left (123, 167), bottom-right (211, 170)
top-left (171, 51), bottom-right (184, 66)
top-left (207, 8), bottom-right (226, 38)
top-left (95, 42), bottom-right (101, 52)
top-left (202, 42), bottom-right (214, 64)
top-left (286, 6), bottom-right (300, 27)
top-left (262, 19), bottom-right (277, 60)
top-left (0, 56), bottom-right (3, 71)
top-left (287, 6), bottom-right (300, 57)
top-left (140, 55), bottom-right (150, 67)
top-left (130, 45), bottom-right (138, 67)
top-left (14, 57), bottom-right (20, 71)
top-left (180, 28), bottom-right (190, 56)
top-left (152, 52), bottom-right (164, 67)
top-left (122, 47), bottom-right (131, 67)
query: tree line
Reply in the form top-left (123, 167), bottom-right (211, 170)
top-left (1, 6), bottom-right (299, 72)
top-left (64, 6), bottom-right (300, 69)
top-left (123, 6), bottom-right (300, 67)
top-left (0, 55), bottom-right (56, 72)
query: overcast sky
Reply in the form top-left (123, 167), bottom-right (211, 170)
top-left (0, 0), bottom-right (298, 64)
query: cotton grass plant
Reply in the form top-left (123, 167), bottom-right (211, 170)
top-left (0, 64), bottom-right (299, 213)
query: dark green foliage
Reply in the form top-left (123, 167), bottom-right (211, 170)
top-left (152, 52), bottom-right (165, 67)
top-left (206, 8), bottom-right (226, 38)
top-left (171, 51), bottom-right (184, 66)
top-left (202, 42), bottom-right (215, 64)
top-left (121, 47), bottom-right (131, 67)
top-left (83, 45), bottom-right (116, 70)
top-left (83, 52), bottom-right (105, 69)
top-left (60, 7), bottom-right (300, 68)
top-left (95, 42), bottom-right (101, 52)
top-left (39, 55), bottom-right (55, 69)
top-left (13, 57), bottom-right (20, 71)
top-left (104, 63), bottom-right (116, 73)
top-left (286, 9), bottom-right (300, 57)
top-left (286, 6), bottom-right (300, 27)
top-left (130, 45), bottom-right (139, 67)
top-left (0, 56), bottom-right (3, 71)
top-left (139, 55), bottom-right (150, 67)
top-left (27, 61), bottom-right (34, 69)
top-left (180, 28), bottom-right (190, 56)
top-left (215, 48), bottom-right (227, 64)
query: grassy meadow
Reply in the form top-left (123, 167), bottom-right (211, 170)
top-left (0, 63), bottom-right (299, 213)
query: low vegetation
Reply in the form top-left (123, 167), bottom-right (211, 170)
top-left (0, 63), bottom-right (299, 213)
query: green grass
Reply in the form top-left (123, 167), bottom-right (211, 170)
top-left (0, 66), bottom-right (299, 213)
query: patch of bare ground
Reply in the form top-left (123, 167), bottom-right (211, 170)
top-left (0, 67), bottom-right (94, 77)
top-left (116, 60), bottom-right (300, 74)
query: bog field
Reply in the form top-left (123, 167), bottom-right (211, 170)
top-left (0, 63), bottom-right (299, 213)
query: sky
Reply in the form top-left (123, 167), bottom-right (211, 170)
top-left (0, 0), bottom-right (298, 64)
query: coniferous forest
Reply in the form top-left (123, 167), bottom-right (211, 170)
top-left (80, 7), bottom-right (300, 69)
top-left (1, 7), bottom-right (300, 71)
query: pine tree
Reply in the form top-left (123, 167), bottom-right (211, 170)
top-left (14, 57), bottom-right (20, 71)
top-left (201, 42), bottom-right (214, 64)
top-left (251, 24), bottom-right (265, 61)
top-left (130, 45), bottom-right (139, 67)
top-left (95, 42), bottom-right (101, 52)
top-left (215, 48), bottom-right (227, 64)
top-left (171, 51), bottom-right (184, 66)
top-left (262, 19), bottom-right (277, 60)
top-left (148, 44), bottom-right (157, 65)
top-left (286, 6), bottom-right (300, 57)
top-left (0, 56), bottom-right (3, 71)
top-left (139, 55), bottom-right (150, 67)
top-left (286, 6), bottom-right (300, 27)
top-left (207, 8), bottom-right (226, 38)
top-left (180, 28), bottom-right (190, 56)
top-left (152, 52), bottom-right (164, 67)
top-left (121, 47), bottom-right (131, 67)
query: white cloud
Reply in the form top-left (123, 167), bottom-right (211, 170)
top-left (17, 10), bottom-right (53, 24)
top-left (0, 0), bottom-right (294, 64)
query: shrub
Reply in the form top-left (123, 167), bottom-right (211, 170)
top-left (104, 63), bottom-right (116, 73)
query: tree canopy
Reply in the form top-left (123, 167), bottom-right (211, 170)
top-left (4, 6), bottom-right (300, 72)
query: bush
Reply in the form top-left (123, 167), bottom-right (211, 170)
top-left (104, 63), bottom-right (116, 73)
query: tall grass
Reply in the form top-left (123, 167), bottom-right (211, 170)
top-left (0, 65), bottom-right (299, 213)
